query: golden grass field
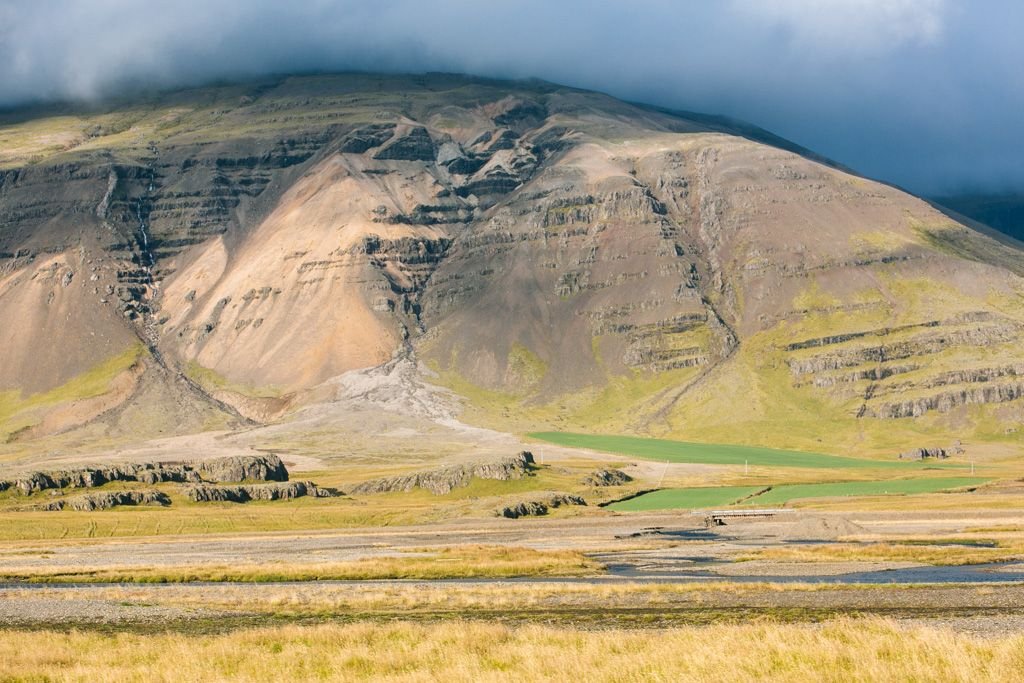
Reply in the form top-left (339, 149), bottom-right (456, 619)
top-left (1, 580), bottom-right (870, 615)
top-left (746, 541), bottom-right (1024, 566)
top-left (0, 545), bottom-right (599, 583)
top-left (1, 618), bottom-right (1022, 682)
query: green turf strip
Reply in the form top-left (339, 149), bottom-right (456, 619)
top-left (750, 477), bottom-right (991, 504)
top-left (529, 432), bottom-right (916, 469)
top-left (608, 477), bottom-right (991, 511)
top-left (607, 486), bottom-right (763, 511)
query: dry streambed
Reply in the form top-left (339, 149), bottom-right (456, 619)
top-left (3, 580), bottom-right (1024, 635)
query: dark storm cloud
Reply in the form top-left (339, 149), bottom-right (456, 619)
top-left (0, 0), bottom-right (1021, 194)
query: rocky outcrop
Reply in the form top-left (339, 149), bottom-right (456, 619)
top-left (499, 500), bottom-right (549, 518)
top-left (582, 469), bottom-right (632, 487)
top-left (456, 168), bottom-right (522, 198)
top-left (351, 452), bottom-right (535, 496)
top-left (899, 447), bottom-right (950, 460)
top-left (4, 454), bottom-right (288, 496)
top-left (785, 320), bottom-right (944, 351)
top-left (810, 363), bottom-right (920, 388)
top-left (338, 124), bottom-right (396, 153)
top-left (4, 456), bottom-right (334, 509)
top-left (871, 382), bottom-right (1024, 418)
top-left (498, 493), bottom-right (586, 519)
top-left (783, 312), bottom-right (1024, 419)
top-left (474, 452), bottom-right (536, 479)
top-left (42, 490), bottom-right (171, 511)
top-left (185, 481), bottom-right (339, 503)
top-left (490, 97), bottom-right (548, 132)
top-left (372, 127), bottom-right (436, 161)
top-left (788, 324), bottom-right (1022, 376)
top-left (8, 463), bottom-right (200, 496)
top-left (443, 153), bottom-right (488, 176)
top-left (195, 454), bottom-right (288, 483)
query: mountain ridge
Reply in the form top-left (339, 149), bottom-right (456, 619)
top-left (2, 72), bottom-right (1023, 458)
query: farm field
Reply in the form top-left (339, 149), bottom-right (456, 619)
top-left (607, 486), bottom-right (765, 511)
top-left (752, 478), bottom-right (991, 505)
top-left (529, 432), bottom-right (933, 469)
top-left (608, 477), bottom-right (991, 511)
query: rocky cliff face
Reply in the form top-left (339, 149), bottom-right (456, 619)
top-left (2, 73), bottom-right (1024, 450)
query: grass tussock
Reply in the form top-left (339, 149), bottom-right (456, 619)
top-left (0, 546), bottom-right (601, 584)
top-left (1, 618), bottom-right (1022, 682)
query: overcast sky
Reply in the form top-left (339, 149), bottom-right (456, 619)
top-left (1, 0), bottom-right (1021, 195)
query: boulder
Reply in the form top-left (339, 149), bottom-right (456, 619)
top-left (582, 469), bottom-right (632, 487)
top-left (500, 501), bottom-right (548, 518)
top-left (549, 493), bottom-right (587, 508)
top-left (498, 493), bottom-right (586, 519)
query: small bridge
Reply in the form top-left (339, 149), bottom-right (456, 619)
top-left (693, 508), bottom-right (795, 527)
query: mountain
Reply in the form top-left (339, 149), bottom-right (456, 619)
top-left (2, 72), bottom-right (1024, 456)
top-left (932, 192), bottom-right (1024, 243)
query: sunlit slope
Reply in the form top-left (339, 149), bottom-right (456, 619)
top-left (419, 123), bottom-right (1024, 451)
top-left (1, 73), bottom-right (1023, 451)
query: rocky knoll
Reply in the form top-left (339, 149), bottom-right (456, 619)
top-left (582, 469), bottom-right (632, 487)
top-left (195, 454), bottom-right (288, 483)
top-left (3, 454), bottom-right (342, 509)
top-left (1, 454), bottom-right (289, 496)
top-left (351, 451), bottom-right (535, 496)
top-left (7, 463), bottom-right (199, 496)
top-left (498, 494), bottom-right (587, 519)
top-left (899, 447), bottom-right (951, 460)
top-left (42, 491), bottom-right (171, 511)
top-left (185, 481), bottom-right (339, 503)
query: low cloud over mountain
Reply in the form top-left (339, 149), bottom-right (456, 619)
top-left (1, 1), bottom-right (1021, 194)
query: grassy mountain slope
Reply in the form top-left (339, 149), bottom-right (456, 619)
top-left (1, 73), bottom-right (1023, 454)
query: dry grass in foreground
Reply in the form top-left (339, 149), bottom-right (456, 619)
top-left (14, 580), bottom-right (859, 615)
top-left (0, 545), bottom-right (600, 583)
top-left (1, 618), bottom-right (1022, 682)
top-left (743, 540), bottom-right (1024, 566)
